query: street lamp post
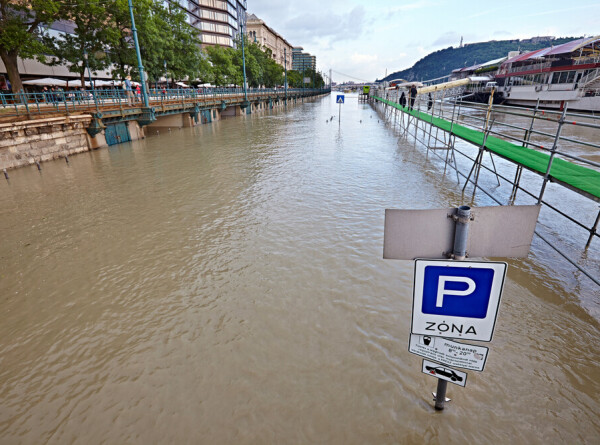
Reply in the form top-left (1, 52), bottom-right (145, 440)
top-left (241, 23), bottom-right (248, 105)
top-left (127, 0), bottom-right (149, 107)
top-left (83, 49), bottom-right (98, 112)
top-left (164, 60), bottom-right (168, 89)
top-left (284, 47), bottom-right (287, 104)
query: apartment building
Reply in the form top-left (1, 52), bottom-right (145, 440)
top-left (245, 13), bottom-right (293, 69)
top-left (292, 47), bottom-right (316, 71)
top-left (167, 0), bottom-right (247, 48)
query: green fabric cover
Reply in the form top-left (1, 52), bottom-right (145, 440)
top-left (374, 96), bottom-right (600, 199)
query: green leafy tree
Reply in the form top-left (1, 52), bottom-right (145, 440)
top-left (206, 45), bottom-right (237, 86)
top-left (106, 0), bottom-right (204, 84)
top-left (43, 0), bottom-right (114, 86)
top-left (0, 0), bottom-right (66, 93)
top-left (286, 70), bottom-right (302, 88)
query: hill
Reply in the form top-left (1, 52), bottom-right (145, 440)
top-left (379, 36), bottom-right (581, 83)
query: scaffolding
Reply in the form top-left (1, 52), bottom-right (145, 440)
top-left (372, 87), bottom-right (600, 287)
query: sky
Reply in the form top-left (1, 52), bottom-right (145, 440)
top-left (249, 0), bottom-right (600, 84)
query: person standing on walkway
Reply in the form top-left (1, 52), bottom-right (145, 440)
top-left (399, 91), bottom-right (406, 108)
top-left (125, 75), bottom-right (133, 105)
top-left (409, 84), bottom-right (418, 111)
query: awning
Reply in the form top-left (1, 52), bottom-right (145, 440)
top-left (546, 36), bottom-right (600, 56)
top-left (22, 78), bottom-right (67, 87)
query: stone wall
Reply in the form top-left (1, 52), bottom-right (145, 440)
top-left (0, 115), bottom-right (93, 170)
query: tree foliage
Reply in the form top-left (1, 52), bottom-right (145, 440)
top-left (0, 0), bottom-right (66, 92)
top-left (1, 0), bottom-right (305, 91)
top-left (42, 0), bottom-right (115, 85)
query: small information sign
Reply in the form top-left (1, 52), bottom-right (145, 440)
top-left (422, 359), bottom-right (467, 387)
top-left (409, 334), bottom-right (489, 371)
top-left (336, 95), bottom-right (345, 104)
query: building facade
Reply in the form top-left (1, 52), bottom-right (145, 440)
top-left (167, 0), bottom-right (247, 48)
top-left (292, 47), bottom-right (316, 72)
top-left (245, 13), bottom-right (293, 69)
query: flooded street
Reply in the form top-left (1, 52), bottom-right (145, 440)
top-left (1, 94), bottom-right (599, 444)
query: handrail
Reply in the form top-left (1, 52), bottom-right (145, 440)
top-left (0, 87), bottom-right (331, 119)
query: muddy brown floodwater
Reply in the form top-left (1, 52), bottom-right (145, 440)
top-left (1, 95), bottom-right (599, 444)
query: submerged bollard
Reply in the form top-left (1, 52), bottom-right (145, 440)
top-left (3, 169), bottom-right (8, 180)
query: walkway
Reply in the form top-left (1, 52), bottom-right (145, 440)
top-left (374, 96), bottom-right (600, 202)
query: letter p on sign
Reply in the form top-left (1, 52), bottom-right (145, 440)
top-left (436, 276), bottom-right (476, 307)
top-left (422, 266), bottom-right (494, 319)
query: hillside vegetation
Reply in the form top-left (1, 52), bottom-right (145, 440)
top-left (380, 36), bottom-right (580, 82)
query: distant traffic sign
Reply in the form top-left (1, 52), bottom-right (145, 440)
top-left (336, 95), bottom-right (345, 104)
top-left (411, 259), bottom-right (507, 342)
top-left (409, 334), bottom-right (489, 371)
top-left (422, 359), bottom-right (467, 387)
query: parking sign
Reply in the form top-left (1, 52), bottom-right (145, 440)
top-left (411, 259), bottom-right (507, 342)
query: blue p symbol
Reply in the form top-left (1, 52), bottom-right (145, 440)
top-left (422, 266), bottom-right (494, 319)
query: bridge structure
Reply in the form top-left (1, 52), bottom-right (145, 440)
top-left (0, 87), bottom-right (329, 171)
top-left (0, 87), bottom-right (329, 131)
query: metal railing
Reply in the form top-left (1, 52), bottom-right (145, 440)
top-left (373, 87), bottom-right (600, 287)
top-left (0, 86), bottom-right (330, 120)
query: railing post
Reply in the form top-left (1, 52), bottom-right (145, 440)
top-left (21, 89), bottom-right (30, 117)
top-left (537, 104), bottom-right (568, 204)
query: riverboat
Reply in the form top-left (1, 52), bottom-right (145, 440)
top-left (494, 36), bottom-right (600, 111)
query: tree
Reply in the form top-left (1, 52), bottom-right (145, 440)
top-left (0, 0), bottom-right (66, 93)
top-left (43, 0), bottom-right (114, 86)
top-left (106, 0), bottom-right (205, 84)
top-left (206, 45), bottom-right (237, 86)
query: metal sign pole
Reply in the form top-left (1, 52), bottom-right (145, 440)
top-left (434, 205), bottom-right (471, 410)
top-left (339, 102), bottom-right (341, 125)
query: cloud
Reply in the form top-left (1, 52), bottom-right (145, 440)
top-left (387, 1), bottom-right (436, 15)
top-left (350, 53), bottom-right (378, 64)
top-left (283, 6), bottom-right (366, 45)
top-left (432, 32), bottom-right (461, 47)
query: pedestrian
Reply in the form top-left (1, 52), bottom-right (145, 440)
top-left (427, 93), bottom-right (433, 111)
top-left (135, 84), bottom-right (141, 102)
top-left (409, 84), bottom-right (417, 111)
top-left (399, 91), bottom-right (406, 108)
top-left (124, 75), bottom-right (133, 105)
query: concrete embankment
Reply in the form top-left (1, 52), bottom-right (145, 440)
top-left (0, 115), bottom-right (94, 170)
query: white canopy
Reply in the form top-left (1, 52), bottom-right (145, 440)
top-left (22, 78), bottom-right (67, 87)
top-left (94, 80), bottom-right (117, 87)
top-left (67, 80), bottom-right (93, 87)
top-left (176, 81), bottom-right (189, 87)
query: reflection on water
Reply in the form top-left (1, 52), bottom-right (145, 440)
top-left (0, 95), bottom-right (599, 444)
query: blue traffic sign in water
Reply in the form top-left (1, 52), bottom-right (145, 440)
top-left (411, 259), bottom-right (507, 342)
top-left (336, 95), bottom-right (345, 104)
top-left (421, 265), bottom-right (495, 319)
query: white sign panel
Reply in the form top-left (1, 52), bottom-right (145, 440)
top-left (409, 334), bottom-right (489, 371)
top-left (383, 205), bottom-right (540, 260)
top-left (422, 359), bottom-right (467, 387)
top-left (411, 259), bottom-right (507, 342)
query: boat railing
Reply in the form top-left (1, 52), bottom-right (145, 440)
top-left (508, 62), bottom-right (553, 74)
top-left (574, 56), bottom-right (600, 66)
